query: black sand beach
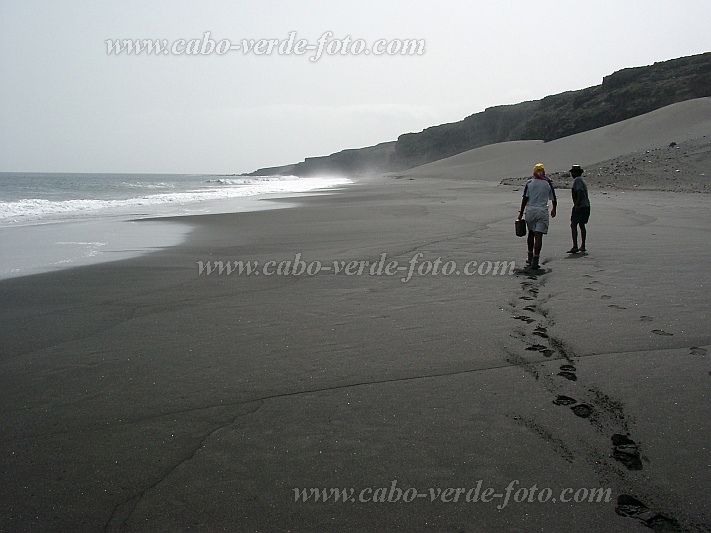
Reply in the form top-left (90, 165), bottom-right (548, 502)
top-left (1, 101), bottom-right (710, 532)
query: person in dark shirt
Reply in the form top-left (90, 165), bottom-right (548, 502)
top-left (568, 164), bottom-right (590, 253)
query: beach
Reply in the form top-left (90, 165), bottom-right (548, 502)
top-left (1, 101), bottom-right (710, 532)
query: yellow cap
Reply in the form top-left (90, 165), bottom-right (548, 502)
top-left (533, 163), bottom-right (545, 174)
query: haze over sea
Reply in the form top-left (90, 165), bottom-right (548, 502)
top-left (0, 172), bottom-right (349, 279)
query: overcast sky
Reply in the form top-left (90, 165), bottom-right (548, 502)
top-left (1, 1), bottom-right (709, 175)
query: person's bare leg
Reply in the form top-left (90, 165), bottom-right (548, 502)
top-left (580, 223), bottom-right (586, 251)
top-left (531, 232), bottom-right (543, 268)
top-left (527, 231), bottom-right (534, 265)
top-left (571, 222), bottom-right (578, 249)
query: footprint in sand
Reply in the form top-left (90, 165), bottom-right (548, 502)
top-left (552, 395), bottom-right (592, 417)
top-left (526, 345), bottom-right (554, 357)
top-left (690, 346), bottom-right (707, 356)
top-left (512, 315), bottom-right (535, 324)
top-left (584, 287), bottom-right (597, 292)
top-left (571, 404), bottom-right (593, 418)
top-left (608, 304), bottom-right (627, 309)
top-left (523, 305), bottom-right (537, 312)
top-left (615, 495), bottom-right (680, 530)
top-left (611, 434), bottom-right (643, 470)
top-left (557, 371), bottom-right (577, 381)
top-left (651, 329), bottom-right (673, 336)
top-left (526, 344), bottom-right (547, 351)
top-left (615, 495), bottom-right (648, 518)
top-left (640, 316), bottom-right (654, 322)
top-left (559, 364), bottom-right (576, 372)
top-left (600, 295), bottom-right (612, 300)
top-left (533, 326), bottom-right (549, 339)
top-left (519, 296), bottom-right (535, 301)
top-left (552, 395), bottom-right (577, 406)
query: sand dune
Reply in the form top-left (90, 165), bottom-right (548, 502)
top-left (398, 97), bottom-right (711, 181)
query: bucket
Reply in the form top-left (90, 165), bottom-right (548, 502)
top-left (515, 219), bottom-right (527, 237)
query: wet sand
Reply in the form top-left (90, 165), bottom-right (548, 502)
top-left (1, 101), bottom-right (710, 532)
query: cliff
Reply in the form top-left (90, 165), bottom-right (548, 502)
top-left (249, 52), bottom-right (711, 177)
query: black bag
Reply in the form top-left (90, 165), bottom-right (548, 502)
top-left (515, 219), bottom-right (527, 237)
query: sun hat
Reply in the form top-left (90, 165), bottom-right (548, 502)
top-left (569, 164), bottom-right (584, 174)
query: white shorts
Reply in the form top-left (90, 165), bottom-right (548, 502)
top-left (525, 207), bottom-right (550, 234)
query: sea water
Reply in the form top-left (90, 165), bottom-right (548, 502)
top-left (0, 172), bottom-right (350, 279)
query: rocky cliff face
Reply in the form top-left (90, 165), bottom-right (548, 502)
top-left (517, 52), bottom-right (711, 142)
top-left (250, 52), bottom-right (711, 177)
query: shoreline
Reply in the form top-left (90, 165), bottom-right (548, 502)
top-left (0, 183), bottom-right (352, 280)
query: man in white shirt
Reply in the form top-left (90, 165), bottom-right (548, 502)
top-left (518, 163), bottom-right (557, 269)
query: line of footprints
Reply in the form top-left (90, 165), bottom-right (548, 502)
top-left (513, 274), bottom-right (644, 470)
top-left (510, 270), bottom-right (689, 531)
top-left (585, 273), bottom-right (675, 337)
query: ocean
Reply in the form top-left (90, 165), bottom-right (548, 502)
top-left (0, 172), bottom-right (350, 279)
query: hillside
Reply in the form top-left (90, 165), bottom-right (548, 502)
top-left (249, 52), bottom-right (711, 177)
top-left (397, 97), bottom-right (711, 193)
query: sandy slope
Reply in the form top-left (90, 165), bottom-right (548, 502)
top-left (396, 97), bottom-right (711, 190)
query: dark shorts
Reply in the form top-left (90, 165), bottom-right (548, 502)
top-left (571, 206), bottom-right (590, 224)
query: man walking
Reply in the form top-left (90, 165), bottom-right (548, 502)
top-left (567, 164), bottom-right (590, 253)
top-left (518, 163), bottom-right (557, 270)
